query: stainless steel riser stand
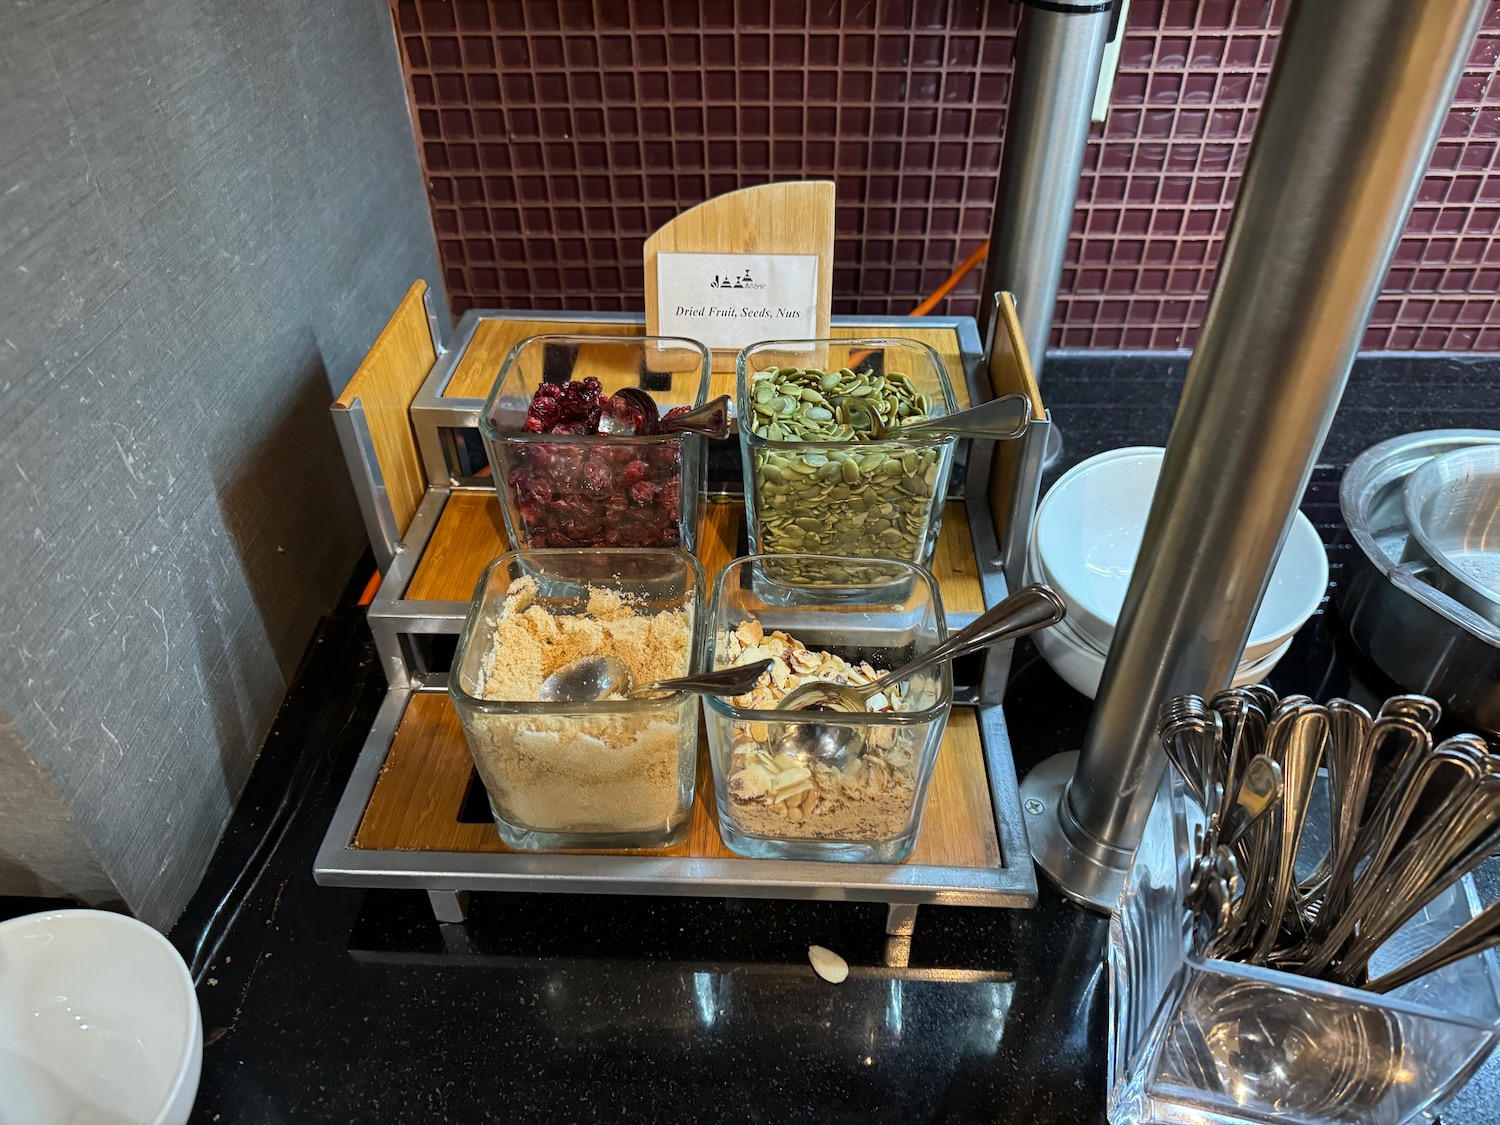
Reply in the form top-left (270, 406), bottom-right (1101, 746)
top-left (1021, 0), bottom-right (1489, 912)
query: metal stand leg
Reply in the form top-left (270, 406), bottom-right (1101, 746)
top-left (885, 903), bottom-right (918, 937)
top-left (427, 888), bottom-right (469, 924)
top-left (438, 924), bottom-right (475, 954)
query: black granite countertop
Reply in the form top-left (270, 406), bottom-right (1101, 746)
top-left (10, 353), bottom-right (1498, 1124)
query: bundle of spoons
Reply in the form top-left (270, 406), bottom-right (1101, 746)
top-left (1158, 688), bottom-right (1500, 989)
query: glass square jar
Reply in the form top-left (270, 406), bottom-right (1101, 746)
top-left (449, 548), bottom-right (706, 851)
top-left (703, 554), bottom-right (953, 863)
top-left (480, 334), bottom-right (710, 552)
top-left (736, 338), bottom-right (959, 588)
top-left (1109, 770), bottom-right (1500, 1125)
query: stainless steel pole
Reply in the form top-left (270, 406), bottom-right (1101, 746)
top-left (1020, 0), bottom-right (1487, 911)
top-left (978, 0), bottom-right (1112, 374)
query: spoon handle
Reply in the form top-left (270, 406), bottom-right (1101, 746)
top-left (630, 657), bottom-right (772, 698)
top-left (658, 394), bottom-right (731, 439)
top-left (900, 393), bottom-right (1032, 440)
top-left (868, 584), bottom-right (1066, 693)
top-left (1366, 892), bottom-right (1500, 993)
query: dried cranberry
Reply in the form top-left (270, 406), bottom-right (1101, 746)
top-left (579, 377), bottom-right (603, 398)
top-left (540, 445), bottom-right (584, 478)
top-left (581, 457), bottom-right (614, 494)
top-left (629, 480), bottom-right (657, 505)
top-left (526, 395), bottom-right (561, 429)
top-left (660, 477), bottom-right (681, 520)
top-left (551, 421), bottom-right (590, 435)
top-left (534, 382), bottom-right (563, 400)
top-left (648, 441), bottom-right (681, 469)
top-left (513, 471), bottom-right (552, 505)
top-left (604, 492), bottom-right (629, 511)
top-left (562, 497), bottom-right (598, 522)
top-left (662, 406), bottom-right (691, 421)
top-left (621, 459), bottom-right (651, 487)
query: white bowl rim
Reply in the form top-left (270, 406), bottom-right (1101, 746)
top-left (1031, 609), bottom-right (1293, 698)
top-left (1026, 543), bottom-right (1296, 672)
top-left (1033, 446), bottom-right (1328, 648)
top-left (1037, 586), bottom-right (1295, 674)
top-left (0, 908), bottom-right (201, 1125)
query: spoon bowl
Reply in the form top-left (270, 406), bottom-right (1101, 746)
top-left (597, 391), bottom-right (732, 439)
top-left (771, 584), bottom-right (1066, 767)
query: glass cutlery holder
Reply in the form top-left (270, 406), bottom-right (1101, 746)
top-left (1108, 771), bottom-right (1500, 1125)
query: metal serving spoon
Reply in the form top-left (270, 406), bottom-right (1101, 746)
top-left (538, 655), bottom-right (772, 702)
top-left (771, 584), bottom-right (1066, 768)
top-left (1366, 893), bottom-right (1500, 994)
top-left (596, 390), bottom-right (732, 439)
top-left (838, 392), bottom-right (1032, 441)
top-left (1217, 753), bottom-right (1283, 851)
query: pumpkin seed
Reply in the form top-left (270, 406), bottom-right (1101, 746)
top-left (746, 362), bottom-right (952, 581)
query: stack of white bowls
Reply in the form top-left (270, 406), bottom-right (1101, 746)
top-left (1025, 447), bottom-right (1329, 699)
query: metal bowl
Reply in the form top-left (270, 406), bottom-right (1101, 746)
top-left (1339, 431), bottom-right (1500, 732)
top-left (1403, 446), bottom-right (1500, 626)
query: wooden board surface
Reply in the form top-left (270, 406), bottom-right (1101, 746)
top-left (402, 491), bottom-right (509, 602)
top-left (442, 317), bottom-right (973, 410)
top-left (354, 692), bottom-right (999, 869)
top-left (642, 182), bottom-right (835, 370)
top-left (401, 492), bottom-right (984, 615)
top-left (332, 280), bottom-right (436, 539)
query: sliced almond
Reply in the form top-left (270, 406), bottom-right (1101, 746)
top-left (728, 765), bottom-right (774, 800)
top-left (808, 945), bottom-right (849, 984)
top-left (769, 657), bottom-right (792, 688)
top-left (772, 780), bottom-right (814, 803)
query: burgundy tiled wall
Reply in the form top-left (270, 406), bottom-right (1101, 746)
top-left (396, 0), bottom-right (1500, 352)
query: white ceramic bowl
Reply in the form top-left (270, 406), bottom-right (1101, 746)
top-left (1024, 552), bottom-right (1291, 699)
top-left (1031, 595), bottom-right (1293, 700)
top-left (1033, 447), bottom-right (1328, 663)
top-left (0, 909), bottom-right (201, 1125)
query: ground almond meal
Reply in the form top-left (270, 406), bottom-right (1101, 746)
top-left (719, 619), bottom-right (920, 841)
top-left (466, 576), bottom-right (694, 836)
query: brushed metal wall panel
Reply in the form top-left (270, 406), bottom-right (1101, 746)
top-left (0, 0), bottom-right (443, 927)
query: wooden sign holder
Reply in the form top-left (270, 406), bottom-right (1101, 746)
top-left (644, 181), bottom-right (836, 372)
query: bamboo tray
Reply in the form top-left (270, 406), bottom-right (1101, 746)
top-left (318, 306), bottom-right (1037, 934)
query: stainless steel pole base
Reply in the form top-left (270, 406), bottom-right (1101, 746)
top-left (1020, 751), bottom-right (1134, 912)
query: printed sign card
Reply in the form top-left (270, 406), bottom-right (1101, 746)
top-left (655, 252), bottom-right (819, 350)
top-left (643, 182), bottom-right (835, 370)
